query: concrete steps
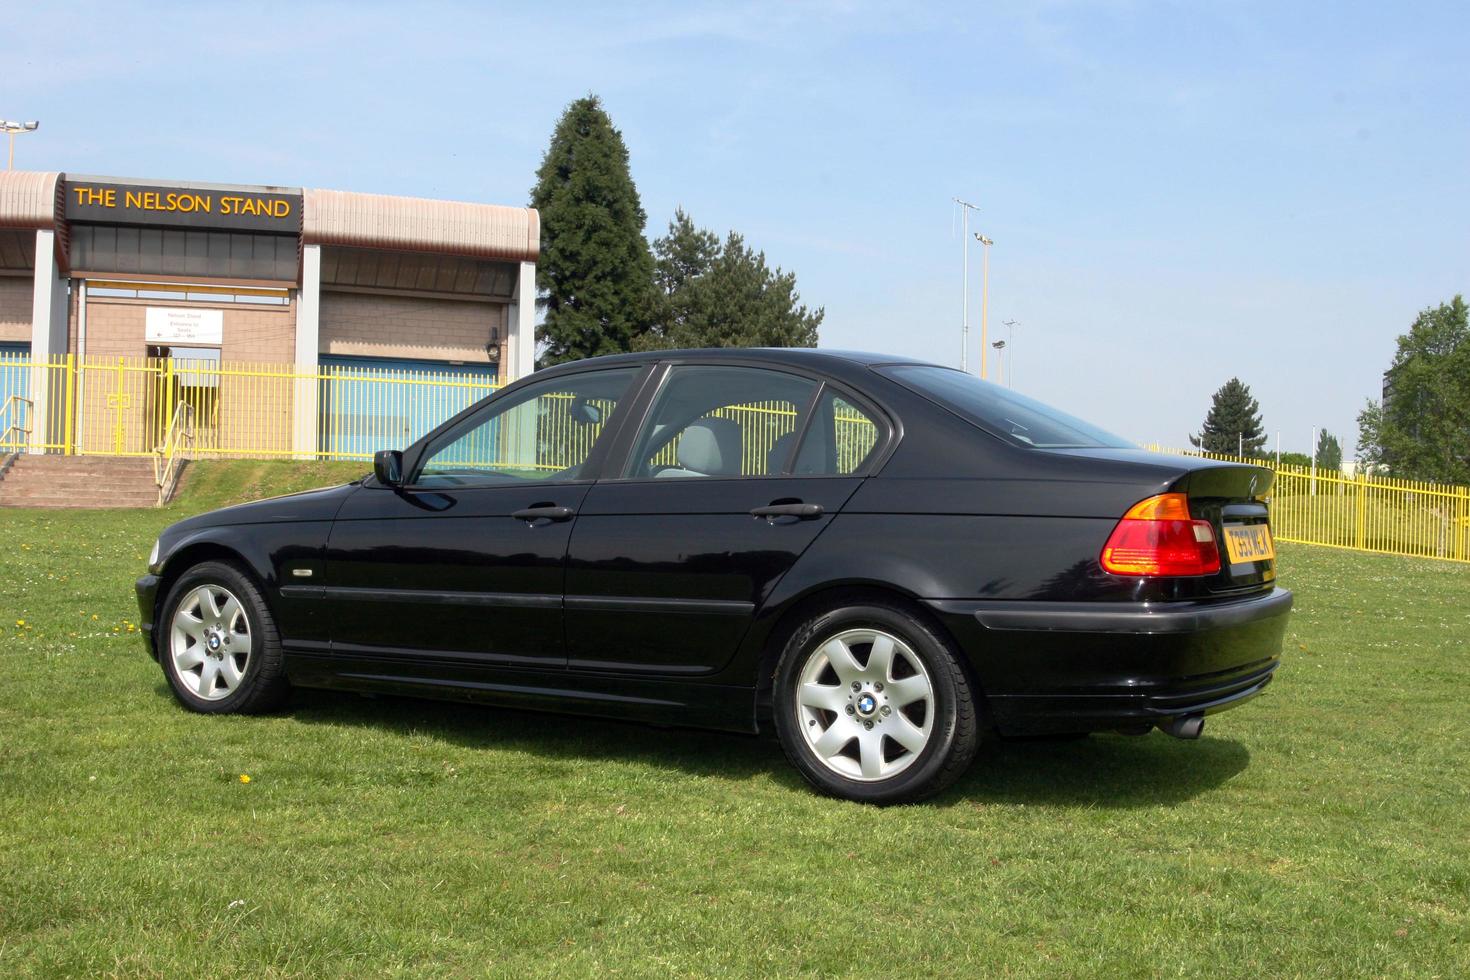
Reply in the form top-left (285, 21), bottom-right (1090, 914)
top-left (0, 455), bottom-right (178, 509)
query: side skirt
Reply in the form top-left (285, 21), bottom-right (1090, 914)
top-left (283, 646), bottom-right (758, 733)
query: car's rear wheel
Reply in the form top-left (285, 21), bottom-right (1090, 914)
top-left (773, 601), bottom-right (979, 804)
top-left (159, 561), bottom-right (289, 714)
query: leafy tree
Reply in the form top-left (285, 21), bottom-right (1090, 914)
top-left (1315, 429), bottom-right (1342, 473)
top-left (1277, 451), bottom-right (1313, 468)
top-left (637, 210), bottom-right (822, 351)
top-left (1356, 296), bottom-right (1470, 484)
top-left (1190, 378), bottom-right (1267, 456)
top-left (530, 95), bottom-right (656, 365)
top-left (1355, 401), bottom-right (1385, 472)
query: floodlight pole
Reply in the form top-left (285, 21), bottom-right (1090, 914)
top-left (1, 120), bottom-right (40, 170)
top-left (1002, 319), bottom-right (1019, 388)
top-left (975, 233), bottom-right (993, 380)
top-left (954, 198), bottom-right (979, 372)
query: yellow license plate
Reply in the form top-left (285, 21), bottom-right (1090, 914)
top-left (1223, 524), bottom-right (1275, 564)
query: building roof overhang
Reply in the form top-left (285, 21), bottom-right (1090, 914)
top-left (302, 188), bottom-right (539, 263)
top-left (0, 170), bottom-right (61, 230)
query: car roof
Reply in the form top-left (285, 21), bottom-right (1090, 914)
top-left (536, 347), bottom-right (935, 374)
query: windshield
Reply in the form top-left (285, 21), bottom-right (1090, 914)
top-left (878, 364), bottom-right (1132, 449)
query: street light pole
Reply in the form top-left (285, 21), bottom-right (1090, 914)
top-left (1001, 319), bottom-right (1019, 388)
top-left (953, 198), bottom-right (979, 371)
top-left (975, 233), bottom-right (993, 380)
top-left (1, 120), bottom-right (40, 170)
top-left (991, 340), bottom-right (1006, 385)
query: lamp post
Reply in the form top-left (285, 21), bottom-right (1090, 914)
top-left (991, 339), bottom-right (1006, 386)
top-left (1, 120), bottom-right (40, 170)
top-left (953, 198), bottom-right (980, 371)
top-left (1001, 319), bottom-right (1019, 388)
top-left (975, 233), bottom-right (993, 379)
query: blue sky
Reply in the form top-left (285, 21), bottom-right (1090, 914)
top-left (8, 1), bottom-right (1468, 454)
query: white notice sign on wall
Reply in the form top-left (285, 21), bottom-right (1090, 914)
top-left (145, 307), bottom-right (224, 345)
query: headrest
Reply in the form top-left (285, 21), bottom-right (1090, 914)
top-left (677, 417), bottom-right (743, 476)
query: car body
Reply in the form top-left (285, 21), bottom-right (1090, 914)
top-left (137, 348), bottom-right (1291, 803)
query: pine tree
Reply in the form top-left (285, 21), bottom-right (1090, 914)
top-left (650, 208), bottom-right (720, 341)
top-left (529, 95), bottom-right (656, 365)
top-left (638, 211), bottom-right (822, 351)
top-left (1190, 378), bottom-right (1267, 456)
top-left (1314, 429), bottom-right (1342, 473)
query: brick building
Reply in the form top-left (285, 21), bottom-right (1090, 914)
top-left (0, 170), bottom-right (538, 455)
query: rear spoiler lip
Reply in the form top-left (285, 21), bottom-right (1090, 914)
top-left (1161, 461), bottom-right (1275, 500)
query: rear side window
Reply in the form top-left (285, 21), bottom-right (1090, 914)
top-left (879, 365), bottom-right (1131, 449)
top-left (793, 390), bottom-right (881, 475)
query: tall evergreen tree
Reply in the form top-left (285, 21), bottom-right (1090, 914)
top-left (638, 210), bottom-right (822, 351)
top-left (529, 95), bottom-right (656, 365)
top-left (1314, 429), bottom-right (1342, 473)
top-left (1190, 377), bottom-right (1267, 456)
top-left (1356, 296), bottom-right (1470, 484)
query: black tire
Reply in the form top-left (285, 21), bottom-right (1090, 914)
top-left (772, 601), bottom-right (980, 805)
top-left (158, 560), bottom-right (290, 714)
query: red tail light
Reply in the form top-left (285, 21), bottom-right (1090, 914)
top-left (1101, 493), bottom-right (1221, 577)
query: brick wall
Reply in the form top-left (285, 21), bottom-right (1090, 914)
top-left (0, 276), bottom-right (31, 344)
top-left (67, 296), bottom-right (296, 454)
top-left (69, 296), bottom-right (296, 363)
top-left (320, 291), bottom-right (505, 366)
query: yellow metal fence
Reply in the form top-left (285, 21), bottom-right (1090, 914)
top-left (3, 351), bottom-right (1466, 563)
top-left (0, 354), bottom-right (501, 461)
top-left (1147, 446), bottom-right (1470, 565)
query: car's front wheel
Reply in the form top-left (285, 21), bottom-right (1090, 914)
top-left (773, 601), bottom-right (979, 804)
top-left (159, 561), bottom-right (290, 714)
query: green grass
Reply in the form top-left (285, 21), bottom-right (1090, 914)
top-left (2, 461), bottom-right (1468, 977)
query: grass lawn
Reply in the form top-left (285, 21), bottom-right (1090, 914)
top-left (2, 461), bottom-right (1468, 977)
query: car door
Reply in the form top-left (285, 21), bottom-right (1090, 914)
top-left (323, 365), bottom-right (645, 673)
top-left (563, 363), bottom-right (889, 676)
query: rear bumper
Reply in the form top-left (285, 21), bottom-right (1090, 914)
top-left (926, 587), bottom-right (1292, 735)
top-left (135, 573), bottom-right (160, 661)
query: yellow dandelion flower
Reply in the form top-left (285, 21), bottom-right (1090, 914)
top-left (14, 620), bottom-right (24, 628)
top-left (239, 774), bottom-right (252, 784)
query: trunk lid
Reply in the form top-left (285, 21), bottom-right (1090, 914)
top-left (1179, 464), bottom-right (1278, 593)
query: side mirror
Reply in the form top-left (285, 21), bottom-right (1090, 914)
top-left (373, 449), bottom-right (404, 486)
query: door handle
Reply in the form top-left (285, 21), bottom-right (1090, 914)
top-left (750, 502), bottom-right (824, 520)
top-left (511, 505), bottom-right (576, 523)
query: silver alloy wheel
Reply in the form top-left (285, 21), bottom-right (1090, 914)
top-left (795, 628), bottom-right (935, 782)
top-left (170, 584), bottom-right (252, 701)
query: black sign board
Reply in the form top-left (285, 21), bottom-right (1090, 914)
top-left (64, 180), bottom-right (302, 233)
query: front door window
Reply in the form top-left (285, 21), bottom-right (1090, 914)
top-left (415, 368), bottom-right (641, 487)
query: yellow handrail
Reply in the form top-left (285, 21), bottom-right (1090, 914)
top-left (1, 395), bottom-right (34, 450)
top-left (153, 400), bottom-right (195, 506)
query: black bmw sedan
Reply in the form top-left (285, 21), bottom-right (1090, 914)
top-left (136, 348), bottom-right (1291, 804)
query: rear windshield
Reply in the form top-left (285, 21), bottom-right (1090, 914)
top-left (878, 364), bottom-right (1132, 449)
